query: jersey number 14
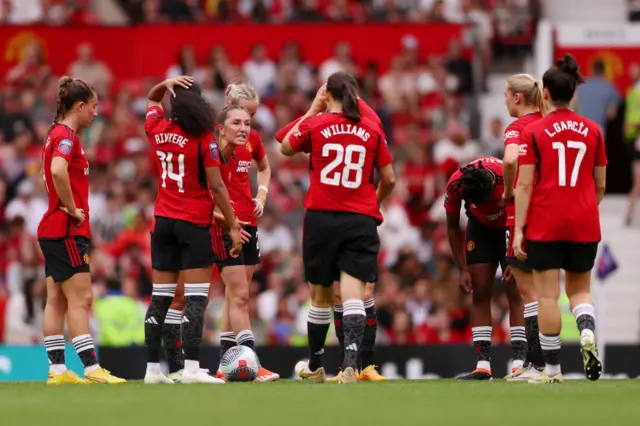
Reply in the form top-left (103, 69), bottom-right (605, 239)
top-left (157, 150), bottom-right (185, 193)
top-left (320, 144), bottom-right (366, 188)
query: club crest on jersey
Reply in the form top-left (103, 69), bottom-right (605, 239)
top-left (58, 139), bottom-right (73, 155)
top-left (467, 241), bottom-right (475, 251)
top-left (228, 172), bottom-right (232, 182)
top-left (209, 142), bottom-right (219, 161)
top-left (246, 141), bottom-right (253, 153)
top-left (84, 253), bottom-right (90, 265)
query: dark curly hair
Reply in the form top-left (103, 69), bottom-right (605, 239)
top-left (449, 161), bottom-right (498, 205)
top-left (170, 82), bottom-right (214, 137)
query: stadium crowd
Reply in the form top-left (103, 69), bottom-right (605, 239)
top-left (0, 2), bottom-right (539, 348)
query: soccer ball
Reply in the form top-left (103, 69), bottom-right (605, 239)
top-left (219, 346), bottom-right (260, 382)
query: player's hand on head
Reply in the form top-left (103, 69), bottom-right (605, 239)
top-left (165, 76), bottom-right (194, 97)
top-left (308, 83), bottom-right (327, 115)
top-left (458, 270), bottom-right (473, 294)
top-left (60, 207), bottom-right (85, 224)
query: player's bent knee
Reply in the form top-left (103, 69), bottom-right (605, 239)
top-left (310, 284), bottom-right (333, 307)
top-left (170, 296), bottom-right (184, 311)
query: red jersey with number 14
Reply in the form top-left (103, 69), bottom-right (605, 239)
top-left (289, 113), bottom-right (392, 222)
top-left (519, 109), bottom-right (607, 242)
top-left (220, 129), bottom-right (266, 226)
top-left (38, 124), bottom-right (90, 239)
top-left (145, 106), bottom-right (221, 226)
top-left (444, 156), bottom-right (506, 229)
top-left (504, 112), bottom-right (543, 226)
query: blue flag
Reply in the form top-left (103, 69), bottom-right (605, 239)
top-left (597, 244), bottom-right (618, 280)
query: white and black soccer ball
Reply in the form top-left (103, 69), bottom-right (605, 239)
top-left (219, 346), bottom-right (260, 382)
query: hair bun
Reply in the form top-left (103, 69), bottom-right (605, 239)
top-left (557, 54), bottom-right (579, 76)
top-left (58, 76), bottom-right (74, 88)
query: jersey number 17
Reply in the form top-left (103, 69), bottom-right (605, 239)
top-left (553, 141), bottom-right (586, 187)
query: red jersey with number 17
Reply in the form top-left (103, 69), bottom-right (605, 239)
top-left (504, 112), bottom-right (543, 226)
top-left (519, 109), bottom-right (607, 242)
top-left (220, 129), bottom-right (266, 226)
top-left (145, 106), bottom-right (221, 226)
top-left (289, 113), bottom-right (392, 223)
top-left (38, 124), bottom-right (90, 239)
top-left (444, 156), bottom-right (507, 229)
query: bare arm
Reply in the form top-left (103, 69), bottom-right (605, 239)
top-left (255, 155), bottom-right (271, 204)
top-left (377, 164), bottom-right (396, 206)
top-left (514, 164), bottom-right (536, 233)
top-left (206, 166), bottom-right (236, 230)
top-left (51, 157), bottom-right (77, 214)
top-left (502, 144), bottom-right (520, 198)
top-left (594, 166), bottom-right (607, 204)
top-left (446, 212), bottom-right (466, 274)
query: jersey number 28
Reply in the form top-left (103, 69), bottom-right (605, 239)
top-left (156, 150), bottom-right (185, 193)
top-left (320, 144), bottom-right (366, 189)
top-left (552, 141), bottom-right (586, 187)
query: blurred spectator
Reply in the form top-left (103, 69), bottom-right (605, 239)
top-left (166, 45), bottom-right (205, 85)
top-left (575, 59), bottom-right (620, 136)
top-left (68, 43), bottom-right (113, 98)
top-left (243, 44), bottom-right (277, 98)
top-left (483, 116), bottom-right (504, 156)
top-left (319, 41), bottom-right (357, 82)
top-left (4, 179), bottom-right (47, 237)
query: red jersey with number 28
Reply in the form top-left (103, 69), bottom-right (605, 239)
top-left (444, 156), bottom-right (507, 229)
top-left (504, 112), bottom-right (542, 226)
top-left (220, 129), bottom-right (266, 226)
top-left (38, 124), bottom-right (90, 239)
top-left (145, 106), bottom-right (221, 226)
top-left (288, 113), bottom-right (392, 222)
top-left (519, 109), bottom-right (607, 242)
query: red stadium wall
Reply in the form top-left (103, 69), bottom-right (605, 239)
top-left (554, 23), bottom-right (640, 93)
top-left (0, 24), bottom-right (465, 82)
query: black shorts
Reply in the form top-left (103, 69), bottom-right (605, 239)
top-left (465, 216), bottom-right (507, 271)
top-left (39, 236), bottom-right (90, 283)
top-left (151, 216), bottom-right (215, 272)
top-left (213, 225), bottom-right (260, 270)
top-left (303, 210), bottom-right (379, 287)
top-left (526, 240), bottom-right (598, 273)
top-left (505, 225), bottom-right (532, 272)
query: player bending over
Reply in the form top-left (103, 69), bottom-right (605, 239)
top-left (513, 54), bottom-right (606, 384)
top-left (501, 73), bottom-right (545, 381)
top-left (275, 83), bottom-right (387, 382)
top-left (445, 157), bottom-right (525, 380)
top-left (281, 73), bottom-right (395, 384)
top-left (143, 77), bottom-right (241, 384)
top-left (40, 77), bottom-right (125, 384)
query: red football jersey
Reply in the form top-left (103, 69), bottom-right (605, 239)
top-left (288, 113), bottom-right (392, 222)
top-left (519, 109), bottom-right (607, 242)
top-left (444, 156), bottom-right (507, 229)
top-left (38, 124), bottom-right (91, 239)
top-left (220, 129), bottom-right (266, 225)
top-left (504, 112), bottom-right (543, 226)
top-left (275, 98), bottom-right (383, 144)
top-left (145, 106), bottom-right (220, 226)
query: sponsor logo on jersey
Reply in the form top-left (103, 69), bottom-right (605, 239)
top-left (504, 130), bottom-right (520, 141)
top-left (58, 139), bottom-right (73, 155)
top-left (519, 144), bottom-right (528, 155)
top-left (209, 141), bottom-right (219, 161)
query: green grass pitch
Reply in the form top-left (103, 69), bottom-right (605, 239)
top-left (1, 380), bottom-right (639, 426)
